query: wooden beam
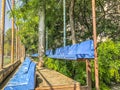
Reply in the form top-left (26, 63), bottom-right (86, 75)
top-left (11, 0), bottom-right (15, 64)
top-left (86, 59), bottom-right (91, 90)
top-left (0, 0), bottom-right (6, 69)
top-left (91, 0), bottom-right (99, 90)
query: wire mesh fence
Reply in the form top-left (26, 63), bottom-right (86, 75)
top-left (0, 0), bottom-right (18, 67)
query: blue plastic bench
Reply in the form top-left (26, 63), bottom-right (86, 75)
top-left (4, 57), bottom-right (36, 90)
top-left (31, 53), bottom-right (39, 57)
top-left (46, 40), bottom-right (94, 60)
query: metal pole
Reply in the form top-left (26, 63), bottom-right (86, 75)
top-left (63, 0), bottom-right (66, 47)
top-left (92, 0), bottom-right (99, 90)
top-left (0, 0), bottom-right (6, 69)
top-left (11, 0), bottom-right (15, 64)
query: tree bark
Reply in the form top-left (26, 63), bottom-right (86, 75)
top-left (69, 0), bottom-right (76, 44)
top-left (38, 3), bottom-right (45, 68)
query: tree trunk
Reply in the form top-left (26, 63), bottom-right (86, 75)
top-left (69, 0), bottom-right (76, 44)
top-left (38, 3), bottom-right (45, 68)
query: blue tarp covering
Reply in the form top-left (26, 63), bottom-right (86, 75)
top-left (4, 57), bottom-right (36, 90)
top-left (46, 40), bottom-right (94, 60)
top-left (31, 53), bottom-right (39, 57)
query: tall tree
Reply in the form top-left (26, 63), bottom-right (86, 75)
top-left (38, 1), bottom-right (45, 67)
top-left (69, 0), bottom-right (76, 44)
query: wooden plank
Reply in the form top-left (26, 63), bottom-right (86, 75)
top-left (36, 68), bottom-right (81, 90)
top-left (36, 84), bottom-right (80, 90)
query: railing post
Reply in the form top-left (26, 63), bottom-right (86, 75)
top-left (0, 0), bottom-right (6, 69)
top-left (11, 0), bottom-right (15, 64)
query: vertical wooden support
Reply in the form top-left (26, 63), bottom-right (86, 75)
top-left (18, 37), bottom-right (20, 61)
top-left (19, 41), bottom-right (22, 62)
top-left (16, 29), bottom-right (18, 61)
top-left (0, 0), bottom-right (6, 69)
top-left (11, 0), bottom-right (15, 64)
top-left (92, 0), bottom-right (99, 90)
top-left (17, 37), bottom-right (19, 61)
top-left (22, 45), bottom-right (25, 61)
top-left (86, 59), bottom-right (91, 90)
top-left (19, 40), bottom-right (21, 61)
top-left (19, 41), bottom-right (24, 62)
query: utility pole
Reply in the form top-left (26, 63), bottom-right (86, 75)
top-left (11, 0), bottom-right (15, 63)
top-left (0, 0), bottom-right (6, 69)
top-left (92, 0), bottom-right (99, 90)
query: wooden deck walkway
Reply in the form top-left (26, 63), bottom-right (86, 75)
top-left (36, 67), bottom-right (83, 90)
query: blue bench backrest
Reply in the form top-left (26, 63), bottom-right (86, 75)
top-left (46, 40), bottom-right (94, 60)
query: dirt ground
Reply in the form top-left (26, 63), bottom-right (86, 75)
top-left (111, 84), bottom-right (120, 90)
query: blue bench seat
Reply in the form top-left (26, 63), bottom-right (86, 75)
top-left (4, 57), bottom-right (36, 90)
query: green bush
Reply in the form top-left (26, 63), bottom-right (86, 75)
top-left (44, 57), bottom-right (86, 85)
top-left (96, 40), bottom-right (120, 89)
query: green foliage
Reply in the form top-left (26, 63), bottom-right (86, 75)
top-left (12, 0), bottom-right (120, 53)
top-left (13, 0), bottom-right (40, 54)
top-left (98, 40), bottom-right (120, 83)
top-left (44, 58), bottom-right (70, 76)
top-left (44, 57), bottom-right (86, 85)
top-left (91, 40), bottom-right (120, 89)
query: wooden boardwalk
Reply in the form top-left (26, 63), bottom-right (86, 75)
top-left (35, 67), bottom-right (84, 90)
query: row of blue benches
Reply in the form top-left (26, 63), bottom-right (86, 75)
top-left (46, 40), bottom-right (94, 60)
top-left (4, 57), bottom-right (36, 90)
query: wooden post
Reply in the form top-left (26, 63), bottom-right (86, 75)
top-left (11, 0), bottom-right (15, 64)
top-left (19, 41), bottom-right (22, 62)
top-left (92, 0), bottom-right (99, 90)
top-left (17, 37), bottom-right (19, 61)
top-left (86, 59), bottom-right (91, 90)
top-left (22, 45), bottom-right (25, 61)
top-left (16, 28), bottom-right (18, 61)
top-left (0, 0), bottom-right (6, 69)
top-left (18, 36), bottom-right (21, 61)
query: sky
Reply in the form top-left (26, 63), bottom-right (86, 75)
top-left (0, 0), bottom-right (12, 32)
